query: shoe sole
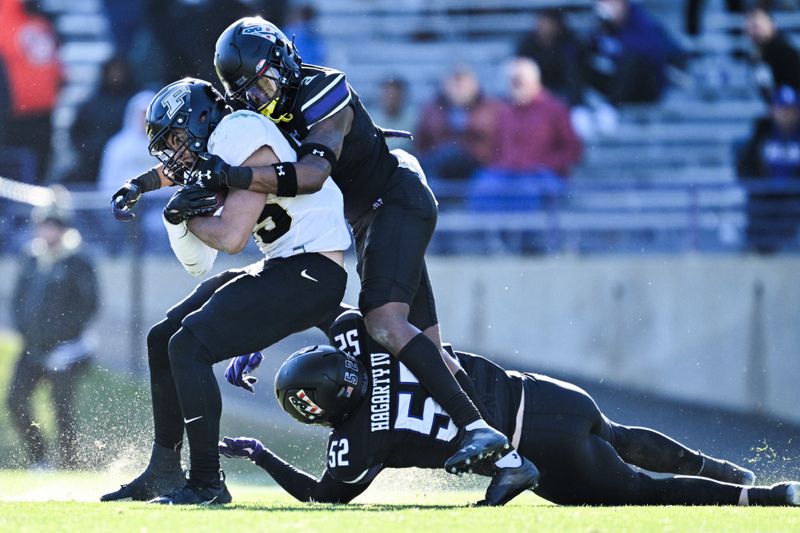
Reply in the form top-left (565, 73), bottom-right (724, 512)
top-left (149, 487), bottom-right (233, 506)
top-left (445, 441), bottom-right (510, 475)
top-left (489, 477), bottom-right (539, 506)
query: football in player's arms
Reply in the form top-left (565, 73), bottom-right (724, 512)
top-left (111, 15), bottom-right (512, 474)
top-left (204, 17), bottom-right (510, 473)
top-left (101, 78), bottom-right (351, 505)
top-left (219, 309), bottom-right (800, 507)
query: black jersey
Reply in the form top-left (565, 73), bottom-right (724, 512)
top-left (324, 313), bottom-right (523, 484)
top-left (282, 65), bottom-right (398, 222)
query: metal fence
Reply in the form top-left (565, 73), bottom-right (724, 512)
top-left (2, 179), bottom-right (800, 257)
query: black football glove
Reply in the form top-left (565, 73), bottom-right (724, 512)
top-left (189, 153), bottom-right (253, 190)
top-left (111, 168), bottom-right (162, 221)
top-left (111, 180), bottom-right (143, 221)
top-left (163, 186), bottom-right (219, 225)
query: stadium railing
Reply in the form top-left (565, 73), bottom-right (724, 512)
top-left (2, 179), bottom-right (798, 257)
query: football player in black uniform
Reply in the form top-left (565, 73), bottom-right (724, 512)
top-left (218, 309), bottom-right (800, 507)
top-left (183, 16), bottom-right (508, 474)
top-left (100, 79), bottom-right (350, 505)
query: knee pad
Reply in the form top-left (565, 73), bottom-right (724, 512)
top-left (167, 327), bottom-right (213, 368)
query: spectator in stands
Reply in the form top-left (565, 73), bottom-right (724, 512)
top-left (104, 0), bottom-right (166, 89)
top-left (96, 91), bottom-right (156, 194)
top-left (736, 84), bottom-right (800, 253)
top-left (686, 0), bottom-right (744, 36)
top-left (148, 0), bottom-right (265, 84)
top-left (0, 0), bottom-right (62, 182)
top-left (585, 0), bottom-right (684, 105)
top-left (370, 77), bottom-right (416, 152)
top-left (516, 9), bottom-right (586, 107)
top-left (7, 202), bottom-right (99, 469)
top-left (744, 2), bottom-right (800, 101)
top-left (415, 65), bottom-right (497, 182)
top-left (97, 90), bottom-right (170, 244)
top-left (467, 57), bottom-right (582, 211)
top-left (283, 3), bottom-right (327, 66)
top-left (69, 55), bottom-right (134, 185)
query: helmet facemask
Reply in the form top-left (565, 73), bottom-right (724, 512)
top-left (145, 78), bottom-right (229, 185)
top-left (147, 110), bottom-right (213, 185)
top-left (220, 28), bottom-right (302, 123)
top-left (274, 346), bottom-right (369, 428)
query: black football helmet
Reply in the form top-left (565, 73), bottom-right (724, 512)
top-left (214, 16), bottom-right (302, 122)
top-left (274, 345), bottom-right (368, 427)
top-left (145, 78), bottom-right (228, 183)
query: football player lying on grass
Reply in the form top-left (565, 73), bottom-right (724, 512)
top-left (219, 309), bottom-right (800, 507)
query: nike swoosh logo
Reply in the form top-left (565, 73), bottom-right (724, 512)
top-left (183, 416), bottom-right (203, 424)
top-left (300, 269), bottom-right (318, 282)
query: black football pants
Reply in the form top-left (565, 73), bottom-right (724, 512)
top-left (146, 254), bottom-right (346, 484)
top-left (517, 375), bottom-right (749, 505)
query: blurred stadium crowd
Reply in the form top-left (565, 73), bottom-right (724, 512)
top-left (1, 0), bottom-right (800, 255)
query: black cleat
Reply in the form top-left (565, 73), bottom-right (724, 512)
top-left (784, 482), bottom-right (800, 506)
top-left (475, 456), bottom-right (540, 507)
top-left (445, 427), bottom-right (509, 475)
top-left (100, 466), bottom-right (185, 502)
top-left (771, 482), bottom-right (800, 506)
top-left (148, 476), bottom-right (232, 505)
top-left (747, 482), bottom-right (800, 506)
top-left (698, 456), bottom-right (755, 486)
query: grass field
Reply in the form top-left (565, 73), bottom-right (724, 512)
top-left (1, 470), bottom-right (800, 533)
top-left (3, 331), bottom-right (800, 532)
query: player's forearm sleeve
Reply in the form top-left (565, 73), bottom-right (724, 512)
top-left (254, 450), bottom-right (365, 503)
top-left (163, 216), bottom-right (218, 277)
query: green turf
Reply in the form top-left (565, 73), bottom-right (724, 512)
top-left (1, 470), bottom-right (799, 533)
top-left (0, 331), bottom-right (327, 474)
top-left (2, 338), bottom-right (799, 531)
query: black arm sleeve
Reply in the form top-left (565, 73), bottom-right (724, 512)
top-left (254, 449), bottom-right (371, 504)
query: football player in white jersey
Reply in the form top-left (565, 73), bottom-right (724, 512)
top-left (101, 78), bottom-right (351, 505)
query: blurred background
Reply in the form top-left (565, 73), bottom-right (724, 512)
top-left (0, 0), bottom-right (799, 484)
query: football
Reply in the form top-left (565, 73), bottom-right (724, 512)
top-left (203, 188), bottom-right (228, 216)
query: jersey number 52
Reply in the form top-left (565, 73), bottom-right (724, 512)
top-left (328, 438), bottom-right (349, 467)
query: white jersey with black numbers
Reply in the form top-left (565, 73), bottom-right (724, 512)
top-left (207, 110), bottom-right (351, 260)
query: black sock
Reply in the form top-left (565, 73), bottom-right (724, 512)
top-left (146, 442), bottom-right (182, 473)
top-left (147, 319), bottom-right (184, 451)
top-left (167, 328), bottom-right (222, 485)
top-left (396, 333), bottom-right (482, 427)
top-left (607, 423), bottom-right (704, 475)
top-left (454, 369), bottom-right (496, 428)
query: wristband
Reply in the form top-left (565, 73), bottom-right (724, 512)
top-left (273, 162), bottom-right (298, 197)
top-left (297, 143), bottom-right (338, 170)
top-left (226, 165), bottom-right (253, 190)
top-left (132, 168), bottom-right (162, 192)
